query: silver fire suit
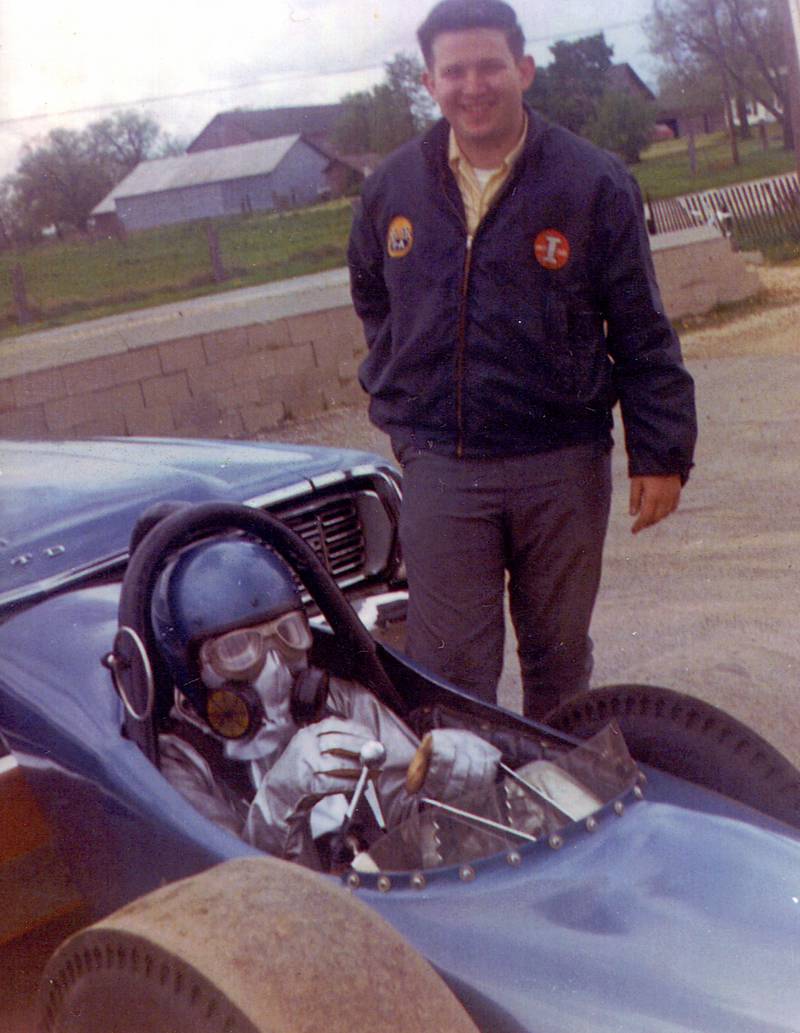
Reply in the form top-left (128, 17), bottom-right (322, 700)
top-left (160, 674), bottom-right (500, 866)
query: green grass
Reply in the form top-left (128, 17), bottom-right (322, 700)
top-left (1, 130), bottom-right (798, 339)
top-left (633, 126), bottom-right (797, 199)
top-left (0, 200), bottom-right (354, 338)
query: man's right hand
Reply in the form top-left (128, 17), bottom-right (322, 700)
top-left (629, 474), bottom-right (682, 534)
top-left (274, 717), bottom-right (376, 802)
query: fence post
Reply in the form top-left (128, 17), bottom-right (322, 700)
top-left (206, 224), bottom-right (226, 283)
top-left (758, 120), bottom-right (769, 152)
top-left (687, 129), bottom-right (697, 176)
top-left (11, 263), bottom-right (32, 325)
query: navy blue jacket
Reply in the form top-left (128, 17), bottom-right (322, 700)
top-left (348, 110), bottom-right (697, 480)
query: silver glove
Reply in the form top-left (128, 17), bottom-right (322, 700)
top-left (244, 717), bottom-right (383, 862)
top-left (421, 728), bottom-right (501, 802)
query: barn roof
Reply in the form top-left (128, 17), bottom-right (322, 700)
top-left (92, 134), bottom-right (301, 215)
top-left (187, 105), bottom-right (346, 151)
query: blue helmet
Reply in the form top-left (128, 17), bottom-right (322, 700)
top-left (151, 538), bottom-right (302, 709)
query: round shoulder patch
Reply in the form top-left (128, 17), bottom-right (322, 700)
top-left (387, 216), bottom-right (414, 258)
top-left (534, 229), bottom-right (570, 270)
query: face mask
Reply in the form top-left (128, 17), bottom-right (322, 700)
top-left (221, 648), bottom-right (299, 764)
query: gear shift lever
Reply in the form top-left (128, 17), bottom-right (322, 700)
top-left (329, 740), bottom-right (387, 871)
top-left (345, 740), bottom-right (387, 829)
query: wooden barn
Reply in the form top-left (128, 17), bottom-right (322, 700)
top-left (91, 134), bottom-right (333, 233)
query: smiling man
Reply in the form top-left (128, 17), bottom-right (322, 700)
top-left (347, 0), bottom-right (697, 720)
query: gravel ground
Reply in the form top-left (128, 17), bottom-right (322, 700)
top-left (270, 259), bottom-right (800, 767)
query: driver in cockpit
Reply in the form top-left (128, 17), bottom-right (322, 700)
top-left (151, 538), bottom-right (501, 868)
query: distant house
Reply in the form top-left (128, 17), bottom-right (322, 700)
top-left (91, 134), bottom-right (339, 233)
top-left (604, 64), bottom-right (679, 141)
top-left (605, 63), bottom-right (656, 102)
top-left (655, 103), bottom-right (727, 140)
top-left (311, 143), bottom-right (383, 196)
top-left (187, 105), bottom-right (347, 153)
top-left (730, 95), bottom-right (781, 128)
top-left (602, 63), bottom-right (726, 141)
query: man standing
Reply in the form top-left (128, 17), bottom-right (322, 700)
top-left (347, 0), bottom-right (697, 720)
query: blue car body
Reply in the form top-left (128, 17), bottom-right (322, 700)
top-left (1, 437), bottom-right (798, 1033)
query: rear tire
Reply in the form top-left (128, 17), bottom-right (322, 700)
top-left (40, 937), bottom-right (257, 1033)
top-left (544, 684), bottom-right (800, 829)
top-left (39, 856), bottom-right (480, 1033)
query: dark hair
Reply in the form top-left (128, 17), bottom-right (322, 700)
top-left (417, 0), bottom-right (525, 66)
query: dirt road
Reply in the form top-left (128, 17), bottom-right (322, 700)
top-left (272, 261), bottom-right (800, 767)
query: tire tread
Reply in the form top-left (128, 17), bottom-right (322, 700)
top-left (546, 684), bottom-right (800, 828)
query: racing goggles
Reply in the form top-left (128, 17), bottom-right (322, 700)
top-left (199, 610), bottom-right (313, 682)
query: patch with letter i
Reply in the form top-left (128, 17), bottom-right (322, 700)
top-left (534, 229), bottom-right (570, 270)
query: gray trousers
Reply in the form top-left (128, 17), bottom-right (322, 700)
top-left (397, 444), bottom-right (612, 721)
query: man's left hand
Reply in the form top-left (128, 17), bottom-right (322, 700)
top-left (629, 474), bottom-right (682, 534)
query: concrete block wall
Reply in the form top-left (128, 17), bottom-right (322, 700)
top-left (0, 304), bottom-right (368, 440)
top-left (650, 226), bottom-right (762, 320)
top-left (0, 234), bottom-right (762, 442)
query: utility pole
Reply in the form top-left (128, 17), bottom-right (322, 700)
top-left (787, 0), bottom-right (800, 177)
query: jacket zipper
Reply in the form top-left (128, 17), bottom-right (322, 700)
top-left (433, 115), bottom-right (533, 458)
top-left (447, 165), bottom-right (521, 457)
top-left (455, 234), bottom-right (473, 458)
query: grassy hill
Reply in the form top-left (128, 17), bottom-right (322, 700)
top-left (1, 129), bottom-right (797, 339)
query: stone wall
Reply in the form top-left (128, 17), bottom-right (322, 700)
top-left (0, 304), bottom-right (367, 440)
top-left (0, 233), bottom-right (761, 441)
top-left (650, 225), bottom-right (761, 319)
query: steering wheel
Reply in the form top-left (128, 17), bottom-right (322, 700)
top-left (109, 501), bottom-right (405, 764)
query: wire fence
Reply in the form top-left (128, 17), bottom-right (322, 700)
top-left (648, 172), bottom-right (800, 251)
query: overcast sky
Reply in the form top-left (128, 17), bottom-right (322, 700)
top-left (0, 0), bottom-right (660, 180)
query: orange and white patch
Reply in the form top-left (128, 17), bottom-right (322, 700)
top-left (534, 229), bottom-right (570, 270)
top-left (387, 216), bottom-right (414, 258)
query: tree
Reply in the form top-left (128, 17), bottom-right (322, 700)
top-left (0, 178), bottom-right (26, 248)
top-left (86, 110), bottom-right (161, 180)
top-left (334, 52), bottom-right (432, 155)
top-left (385, 52), bottom-right (436, 130)
top-left (334, 85), bottom-right (416, 155)
top-left (526, 35), bottom-right (614, 135)
top-left (657, 60), bottom-right (732, 114)
top-left (12, 128), bottom-right (114, 233)
top-left (4, 110), bottom-right (173, 235)
top-left (154, 132), bottom-right (189, 158)
top-left (584, 91), bottom-right (657, 163)
top-left (647, 0), bottom-right (791, 149)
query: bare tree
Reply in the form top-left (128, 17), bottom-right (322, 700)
top-left (86, 110), bottom-right (161, 178)
top-left (647, 0), bottom-right (791, 148)
top-left (154, 132), bottom-right (189, 158)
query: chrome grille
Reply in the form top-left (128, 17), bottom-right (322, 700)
top-left (273, 493), bottom-right (366, 581)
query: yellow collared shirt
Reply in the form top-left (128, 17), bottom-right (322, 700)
top-left (448, 116), bottom-right (528, 236)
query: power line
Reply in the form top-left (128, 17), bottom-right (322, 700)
top-left (0, 18), bottom-right (643, 129)
top-left (524, 18), bottom-right (642, 44)
top-left (0, 66), bottom-right (385, 129)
